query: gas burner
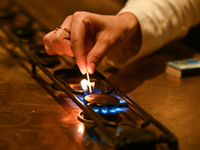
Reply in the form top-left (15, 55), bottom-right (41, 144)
top-left (115, 128), bottom-right (157, 150)
top-left (30, 44), bottom-right (60, 68)
top-left (52, 69), bottom-right (113, 95)
top-left (78, 94), bottom-right (122, 122)
top-left (52, 69), bottom-right (85, 94)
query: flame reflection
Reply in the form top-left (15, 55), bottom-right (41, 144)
top-left (77, 123), bottom-right (85, 134)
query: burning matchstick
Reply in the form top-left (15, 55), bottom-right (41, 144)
top-left (86, 73), bottom-right (92, 94)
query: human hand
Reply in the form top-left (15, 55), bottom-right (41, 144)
top-left (43, 11), bottom-right (141, 74)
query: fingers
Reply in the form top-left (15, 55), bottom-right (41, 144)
top-left (43, 12), bottom-right (124, 75)
top-left (86, 35), bottom-right (109, 74)
top-left (43, 16), bottom-right (73, 56)
top-left (43, 31), bottom-right (57, 55)
top-left (71, 37), bottom-right (87, 75)
top-left (70, 12), bottom-right (90, 75)
top-left (43, 13), bottom-right (89, 75)
top-left (43, 30), bottom-right (72, 56)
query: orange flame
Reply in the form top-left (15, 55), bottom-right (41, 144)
top-left (80, 79), bottom-right (95, 94)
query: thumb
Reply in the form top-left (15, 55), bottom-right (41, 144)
top-left (86, 40), bottom-right (109, 74)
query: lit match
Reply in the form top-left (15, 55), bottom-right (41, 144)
top-left (86, 73), bottom-right (92, 94)
top-left (80, 78), bottom-right (95, 95)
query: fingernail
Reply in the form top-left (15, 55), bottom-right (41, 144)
top-left (88, 63), bottom-right (96, 74)
top-left (80, 68), bottom-right (86, 75)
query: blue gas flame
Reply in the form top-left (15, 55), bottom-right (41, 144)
top-left (92, 105), bottom-right (127, 114)
top-left (101, 107), bottom-right (108, 114)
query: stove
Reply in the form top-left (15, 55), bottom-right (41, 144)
top-left (0, 0), bottom-right (178, 149)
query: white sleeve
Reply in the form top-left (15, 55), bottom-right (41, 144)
top-left (103, 0), bottom-right (200, 68)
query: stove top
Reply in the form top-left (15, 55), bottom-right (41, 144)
top-left (0, 0), bottom-right (178, 149)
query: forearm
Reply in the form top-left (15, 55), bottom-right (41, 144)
top-left (117, 12), bottom-right (142, 55)
top-left (119, 0), bottom-right (200, 57)
top-left (103, 0), bottom-right (200, 68)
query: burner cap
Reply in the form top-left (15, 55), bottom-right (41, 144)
top-left (84, 94), bottom-right (119, 105)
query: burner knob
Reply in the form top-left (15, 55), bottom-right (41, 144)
top-left (0, 10), bottom-right (14, 19)
top-left (12, 26), bottom-right (35, 38)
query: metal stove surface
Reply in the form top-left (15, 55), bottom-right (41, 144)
top-left (2, 0), bottom-right (196, 150)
